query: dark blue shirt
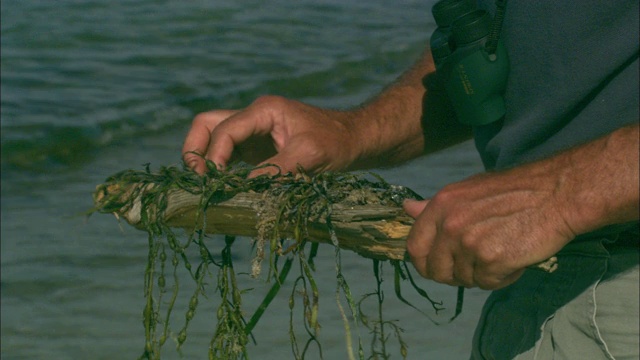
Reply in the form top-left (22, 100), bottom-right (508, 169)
top-left (473, 1), bottom-right (639, 239)
top-left (474, 1), bottom-right (639, 170)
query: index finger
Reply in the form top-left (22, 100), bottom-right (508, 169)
top-left (182, 110), bottom-right (238, 174)
top-left (205, 107), bottom-right (278, 169)
top-left (405, 200), bottom-right (437, 279)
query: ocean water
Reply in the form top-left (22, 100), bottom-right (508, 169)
top-left (0, 0), bottom-right (489, 359)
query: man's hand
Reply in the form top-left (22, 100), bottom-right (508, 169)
top-left (182, 95), bottom-right (357, 175)
top-left (403, 124), bottom-right (639, 290)
top-left (403, 170), bottom-right (576, 290)
top-left (182, 50), bottom-right (461, 176)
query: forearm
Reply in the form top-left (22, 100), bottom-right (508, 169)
top-left (556, 123), bottom-right (640, 236)
top-left (344, 49), bottom-right (472, 170)
top-left (496, 123), bottom-right (640, 239)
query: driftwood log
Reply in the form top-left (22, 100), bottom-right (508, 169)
top-left (96, 183), bottom-right (413, 261)
top-left (94, 183), bottom-right (558, 272)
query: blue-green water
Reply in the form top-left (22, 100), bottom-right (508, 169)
top-left (1, 1), bottom-right (488, 358)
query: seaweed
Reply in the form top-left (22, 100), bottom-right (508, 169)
top-left (91, 159), bottom-right (458, 359)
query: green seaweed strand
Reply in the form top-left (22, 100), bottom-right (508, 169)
top-left (244, 256), bottom-right (294, 335)
top-left (93, 162), bottom-right (456, 360)
top-left (359, 260), bottom-right (408, 360)
top-left (208, 235), bottom-right (250, 360)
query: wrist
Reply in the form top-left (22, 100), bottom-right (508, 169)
top-left (340, 88), bottom-right (428, 170)
top-left (331, 106), bottom-right (383, 170)
top-left (553, 125), bottom-right (640, 237)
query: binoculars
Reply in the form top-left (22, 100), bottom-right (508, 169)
top-left (430, 0), bottom-right (509, 126)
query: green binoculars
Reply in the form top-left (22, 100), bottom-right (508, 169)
top-left (430, 0), bottom-right (509, 126)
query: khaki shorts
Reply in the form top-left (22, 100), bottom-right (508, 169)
top-left (471, 236), bottom-right (639, 360)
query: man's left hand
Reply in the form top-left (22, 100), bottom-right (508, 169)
top-left (404, 170), bottom-right (575, 290)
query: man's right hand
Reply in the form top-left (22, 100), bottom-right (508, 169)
top-left (181, 49), bottom-right (453, 176)
top-left (182, 95), bottom-right (359, 176)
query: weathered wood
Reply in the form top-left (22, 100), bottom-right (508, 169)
top-left (95, 183), bottom-right (558, 271)
top-left (97, 184), bottom-right (414, 260)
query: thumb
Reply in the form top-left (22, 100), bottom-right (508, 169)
top-left (403, 198), bottom-right (430, 219)
top-left (249, 152), bottom-right (299, 178)
top-left (252, 143), bottom-right (321, 178)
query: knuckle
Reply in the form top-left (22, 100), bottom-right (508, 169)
top-left (476, 244), bottom-right (503, 266)
top-left (251, 94), bottom-right (288, 110)
top-left (430, 188), bottom-right (466, 230)
top-left (430, 189), bottom-right (452, 208)
top-left (440, 213), bottom-right (466, 236)
top-left (191, 109), bottom-right (238, 129)
top-left (305, 142), bottom-right (328, 162)
top-left (459, 226), bottom-right (484, 251)
top-left (459, 233), bottom-right (477, 251)
top-left (191, 111), bottom-right (214, 126)
top-left (432, 183), bottom-right (462, 203)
